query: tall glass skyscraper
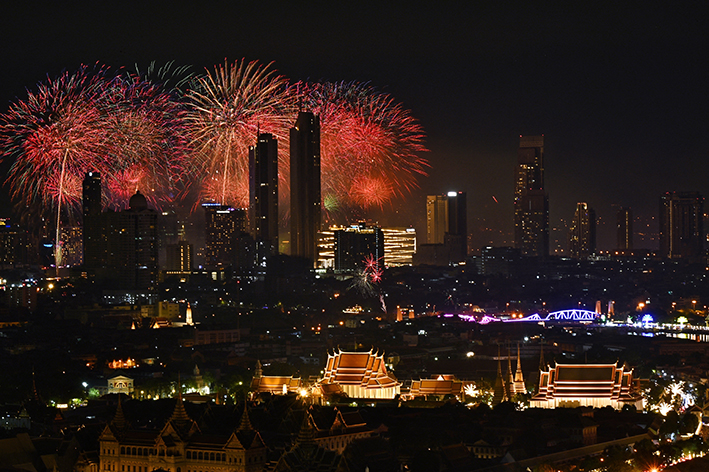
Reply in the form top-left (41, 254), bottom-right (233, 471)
top-left (290, 111), bottom-right (321, 265)
top-left (514, 135), bottom-right (549, 257)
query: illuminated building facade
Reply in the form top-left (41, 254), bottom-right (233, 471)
top-left (514, 135), bottom-right (549, 257)
top-left (249, 133), bottom-right (278, 259)
top-left (203, 203), bottom-right (247, 268)
top-left (316, 227), bottom-right (336, 268)
top-left (616, 207), bottom-right (633, 252)
top-left (659, 191), bottom-right (704, 261)
top-left (320, 349), bottom-right (400, 399)
top-left (568, 202), bottom-right (596, 259)
top-left (426, 194), bottom-right (448, 244)
top-left (381, 227), bottom-right (416, 266)
top-left (530, 363), bottom-right (643, 409)
top-left (290, 111), bottom-right (321, 265)
top-left (334, 224), bottom-right (384, 272)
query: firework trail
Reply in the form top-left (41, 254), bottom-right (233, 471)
top-left (295, 81), bottom-right (428, 213)
top-left (186, 59), bottom-right (295, 207)
top-left (0, 65), bottom-right (111, 269)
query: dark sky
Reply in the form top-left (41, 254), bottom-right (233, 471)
top-left (1, 2), bottom-right (706, 252)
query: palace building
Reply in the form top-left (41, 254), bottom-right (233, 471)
top-left (530, 363), bottom-right (643, 409)
top-left (99, 398), bottom-right (268, 472)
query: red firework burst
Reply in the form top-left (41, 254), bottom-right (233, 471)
top-left (101, 74), bottom-right (192, 210)
top-left (295, 81), bottom-right (428, 211)
top-left (0, 65), bottom-right (111, 216)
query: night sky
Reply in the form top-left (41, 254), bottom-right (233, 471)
top-left (1, 2), bottom-right (706, 252)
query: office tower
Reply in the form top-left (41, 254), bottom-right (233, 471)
top-left (115, 191), bottom-right (158, 290)
top-left (616, 207), bottom-right (633, 252)
top-left (568, 202), bottom-right (596, 259)
top-left (166, 241), bottom-right (193, 272)
top-left (426, 195), bottom-right (448, 244)
top-left (426, 192), bottom-right (467, 262)
top-left (659, 191), bottom-right (704, 261)
top-left (290, 111), bottom-right (321, 264)
top-left (203, 203), bottom-right (247, 268)
top-left (446, 191), bottom-right (468, 261)
top-left (381, 227), bottom-right (417, 266)
top-left (514, 135), bottom-right (549, 257)
top-left (334, 224), bottom-right (384, 272)
top-left (249, 133), bottom-right (279, 258)
top-left (82, 171), bottom-right (103, 270)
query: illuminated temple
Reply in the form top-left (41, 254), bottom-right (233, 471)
top-left (320, 349), bottom-right (400, 399)
top-left (530, 363), bottom-right (643, 410)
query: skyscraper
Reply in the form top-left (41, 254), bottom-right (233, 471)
top-left (514, 135), bottom-right (549, 257)
top-left (249, 133), bottom-right (279, 257)
top-left (116, 191), bottom-right (158, 290)
top-left (203, 203), bottom-right (247, 268)
top-left (426, 191), bottom-right (467, 262)
top-left (290, 111), bottom-right (321, 264)
top-left (659, 191), bottom-right (704, 261)
top-left (568, 202), bottom-right (596, 259)
top-left (616, 207), bottom-right (633, 252)
top-left (426, 195), bottom-right (448, 245)
top-left (446, 191), bottom-right (467, 261)
top-left (82, 171), bottom-right (103, 270)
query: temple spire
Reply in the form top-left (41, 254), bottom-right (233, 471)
top-left (237, 403), bottom-right (253, 432)
top-left (295, 409), bottom-right (317, 451)
top-left (505, 344), bottom-right (514, 399)
top-left (514, 343), bottom-right (527, 395)
top-left (112, 395), bottom-right (129, 430)
top-left (493, 344), bottom-right (507, 404)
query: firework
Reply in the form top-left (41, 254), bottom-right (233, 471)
top-left (0, 65), bottom-right (111, 268)
top-left (296, 81), bottom-right (428, 212)
top-left (101, 74), bottom-right (192, 210)
top-left (351, 253), bottom-right (384, 296)
top-left (186, 59), bottom-right (295, 207)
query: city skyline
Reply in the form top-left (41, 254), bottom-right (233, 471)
top-left (0, 3), bottom-right (705, 252)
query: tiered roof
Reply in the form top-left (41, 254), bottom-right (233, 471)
top-left (532, 362), bottom-right (642, 408)
top-left (409, 376), bottom-right (463, 397)
top-left (321, 348), bottom-right (399, 390)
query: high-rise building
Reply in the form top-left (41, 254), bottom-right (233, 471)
top-left (82, 171), bottom-right (103, 270)
top-left (445, 191), bottom-right (467, 261)
top-left (381, 227), bottom-right (417, 267)
top-left (616, 207), bottom-right (633, 252)
top-left (568, 202), bottom-right (596, 259)
top-left (290, 111), bottom-right (321, 265)
top-left (514, 135), bottom-right (549, 257)
top-left (334, 224), bottom-right (384, 273)
top-left (426, 192), bottom-right (467, 262)
top-left (59, 226), bottom-right (83, 267)
top-left (0, 219), bottom-right (28, 268)
top-left (426, 195), bottom-right (448, 245)
top-left (114, 191), bottom-right (158, 290)
top-left (659, 191), bottom-right (704, 261)
top-left (249, 133), bottom-right (279, 258)
top-left (166, 241), bottom-right (193, 272)
top-left (203, 203), bottom-right (247, 268)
